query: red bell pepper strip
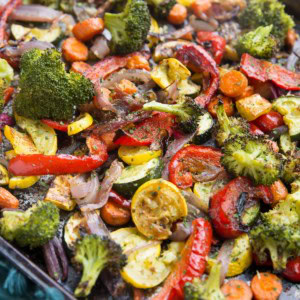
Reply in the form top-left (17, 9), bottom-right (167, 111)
top-left (41, 119), bottom-right (69, 132)
top-left (176, 44), bottom-right (220, 107)
top-left (253, 111), bottom-right (284, 133)
top-left (282, 257), bottom-right (300, 282)
top-left (249, 123), bottom-right (264, 135)
top-left (168, 145), bottom-right (223, 189)
top-left (114, 112), bottom-right (175, 146)
top-left (3, 86), bottom-right (14, 105)
top-left (209, 176), bottom-right (253, 239)
top-left (0, 0), bottom-right (21, 47)
top-left (8, 153), bottom-right (108, 176)
top-left (109, 190), bottom-right (131, 209)
top-left (86, 134), bottom-right (108, 156)
top-left (196, 31), bottom-right (226, 65)
top-left (240, 53), bottom-right (300, 91)
top-left (84, 52), bottom-right (150, 84)
top-left (152, 218), bottom-right (212, 300)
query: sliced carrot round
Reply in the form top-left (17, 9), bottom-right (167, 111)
top-left (72, 18), bottom-right (104, 42)
top-left (167, 4), bottom-right (187, 25)
top-left (250, 272), bottom-right (282, 300)
top-left (62, 37), bottom-right (88, 62)
top-left (221, 279), bottom-right (253, 300)
top-left (207, 95), bottom-right (234, 118)
top-left (220, 70), bottom-right (248, 98)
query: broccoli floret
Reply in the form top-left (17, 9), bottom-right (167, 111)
top-left (0, 202), bottom-right (59, 249)
top-left (14, 49), bottom-right (94, 121)
top-left (74, 234), bottom-right (126, 297)
top-left (250, 189), bottom-right (300, 270)
top-left (215, 104), bottom-right (249, 146)
top-left (104, 0), bottom-right (151, 55)
top-left (0, 58), bottom-right (14, 112)
top-left (282, 157), bottom-right (300, 184)
top-left (184, 263), bottom-right (225, 300)
top-left (239, 0), bottom-right (294, 46)
top-left (221, 135), bottom-right (283, 185)
top-left (146, 0), bottom-right (176, 18)
top-left (143, 99), bottom-right (204, 134)
top-left (236, 25), bottom-right (277, 59)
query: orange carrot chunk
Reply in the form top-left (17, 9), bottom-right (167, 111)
top-left (221, 279), bottom-right (253, 300)
top-left (100, 200), bottom-right (131, 226)
top-left (126, 54), bottom-right (151, 71)
top-left (207, 95), bottom-right (234, 118)
top-left (167, 3), bottom-right (187, 25)
top-left (220, 70), bottom-right (248, 98)
top-left (191, 0), bottom-right (212, 18)
top-left (62, 37), bottom-right (88, 62)
top-left (0, 187), bottom-right (19, 209)
top-left (72, 18), bottom-right (105, 42)
top-left (235, 85), bottom-right (255, 101)
top-left (251, 272), bottom-right (282, 300)
top-left (270, 179), bottom-right (288, 204)
top-left (71, 61), bottom-right (91, 74)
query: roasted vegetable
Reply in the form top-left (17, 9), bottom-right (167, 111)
top-left (236, 25), bottom-right (277, 59)
top-left (250, 184), bottom-right (300, 270)
top-left (215, 104), bottom-right (249, 146)
top-left (14, 49), bottom-right (94, 121)
top-left (0, 58), bottom-right (14, 112)
top-left (104, 0), bottom-right (151, 54)
top-left (282, 157), bottom-right (300, 184)
top-left (147, 0), bottom-right (176, 18)
top-left (239, 0), bottom-right (295, 46)
top-left (221, 135), bottom-right (283, 185)
top-left (74, 234), bottom-right (126, 297)
top-left (184, 262), bottom-right (224, 300)
top-left (0, 202), bottom-right (59, 248)
top-left (143, 98), bottom-right (204, 134)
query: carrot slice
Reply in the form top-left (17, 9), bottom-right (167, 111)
top-left (220, 70), bottom-right (248, 98)
top-left (62, 37), bottom-right (88, 62)
top-left (191, 0), bottom-right (212, 18)
top-left (126, 53), bottom-right (151, 71)
top-left (167, 3), bottom-right (187, 25)
top-left (100, 200), bottom-right (131, 226)
top-left (250, 272), bottom-right (282, 300)
top-left (270, 179), bottom-right (288, 204)
top-left (235, 85), bottom-right (254, 101)
top-left (207, 95), bottom-right (234, 118)
top-left (0, 187), bottom-right (19, 209)
top-left (71, 61), bottom-right (91, 74)
top-left (221, 279), bottom-right (253, 300)
top-left (72, 17), bottom-right (104, 42)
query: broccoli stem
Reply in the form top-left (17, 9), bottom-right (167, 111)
top-left (205, 263), bottom-right (223, 295)
top-left (143, 101), bottom-right (190, 121)
top-left (232, 151), bottom-right (266, 169)
top-left (216, 104), bottom-right (230, 133)
top-left (75, 259), bottom-right (106, 297)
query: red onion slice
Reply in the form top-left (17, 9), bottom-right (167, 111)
top-left (94, 81), bottom-right (117, 113)
top-left (82, 160), bottom-right (124, 211)
top-left (217, 239), bottom-right (234, 285)
top-left (10, 5), bottom-right (62, 22)
top-left (91, 36), bottom-right (110, 60)
top-left (83, 211), bottom-right (110, 236)
top-left (0, 113), bottom-right (14, 128)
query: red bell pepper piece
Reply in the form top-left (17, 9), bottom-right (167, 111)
top-left (0, 0), bottom-right (21, 47)
top-left (152, 218), bottom-right (212, 300)
top-left (114, 112), bottom-right (175, 146)
top-left (41, 119), bottom-right (69, 132)
top-left (86, 134), bottom-right (108, 156)
top-left (168, 145), bottom-right (223, 189)
top-left (109, 190), bottom-right (131, 209)
top-left (176, 44), bottom-right (220, 107)
top-left (255, 185), bottom-right (273, 205)
top-left (84, 52), bottom-right (150, 84)
top-left (253, 111), bottom-right (284, 133)
top-left (240, 53), bottom-right (300, 91)
top-left (196, 31), bottom-right (226, 65)
top-left (282, 257), bottom-right (300, 282)
top-left (8, 153), bottom-right (108, 176)
top-left (209, 176), bottom-right (253, 239)
top-left (249, 123), bottom-right (264, 135)
top-left (3, 86), bottom-right (14, 105)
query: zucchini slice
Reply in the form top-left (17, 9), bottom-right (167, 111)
top-left (113, 158), bottom-right (163, 198)
top-left (280, 133), bottom-right (296, 154)
top-left (64, 212), bottom-right (84, 251)
top-left (193, 112), bottom-right (214, 145)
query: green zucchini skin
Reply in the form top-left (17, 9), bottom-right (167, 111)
top-left (113, 158), bottom-right (164, 198)
top-left (193, 112), bottom-right (214, 145)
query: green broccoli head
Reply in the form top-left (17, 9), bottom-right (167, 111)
top-left (143, 98), bottom-right (204, 134)
top-left (221, 135), bottom-right (283, 185)
top-left (0, 58), bottom-right (14, 112)
top-left (74, 235), bottom-right (126, 298)
top-left (215, 104), bottom-right (249, 146)
top-left (238, 0), bottom-right (294, 46)
top-left (250, 194), bottom-right (300, 270)
top-left (147, 0), bottom-right (176, 18)
top-left (14, 48), bottom-right (94, 121)
top-left (184, 263), bottom-right (225, 300)
top-left (0, 202), bottom-right (59, 249)
top-left (282, 157), bottom-right (300, 184)
top-left (236, 25), bottom-right (277, 59)
top-left (104, 0), bottom-right (151, 55)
